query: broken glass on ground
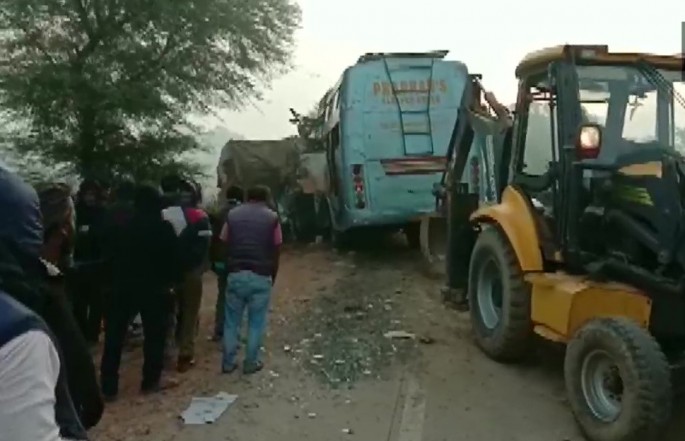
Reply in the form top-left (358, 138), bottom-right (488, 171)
top-left (290, 256), bottom-right (417, 387)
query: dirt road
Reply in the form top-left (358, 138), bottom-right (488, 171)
top-left (90, 241), bottom-right (685, 441)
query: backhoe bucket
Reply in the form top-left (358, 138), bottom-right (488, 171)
top-left (419, 213), bottom-right (447, 277)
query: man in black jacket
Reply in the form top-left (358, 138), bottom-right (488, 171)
top-left (100, 184), bottom-right (180, 400)
top-left (71, 179), bottom-right (107, 345)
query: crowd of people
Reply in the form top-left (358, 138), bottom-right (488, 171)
top-left (0, 161), bottom-right (283, 441)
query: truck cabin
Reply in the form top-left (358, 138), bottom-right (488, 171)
top-left (507, 45), bottom-right (685, 270)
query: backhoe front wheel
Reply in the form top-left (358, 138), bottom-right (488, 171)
top-left (565, 318), bottom-right (672, 441)
top-left (468, 226), bottom-right (533, 362)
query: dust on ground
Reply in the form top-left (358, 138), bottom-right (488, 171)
top-left (90, 241), bottom-right (427, 440)
top-left (89, 241), bottom-right (685, 441)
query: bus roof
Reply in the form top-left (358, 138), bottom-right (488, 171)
top-left (515, 44), bottom-right (684, 78)
top-left (357, 50), bottom-right (449, 64)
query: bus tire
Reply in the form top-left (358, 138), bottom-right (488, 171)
top-left (331, 229), bottom-right (350, 250)
top-left (405, 223), bottom-right (421, 250)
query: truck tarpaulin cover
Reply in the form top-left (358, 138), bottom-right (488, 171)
top-left (296, 152), bottom-right (327, 194)
top-left (217, 139), bottom-right (302, 195)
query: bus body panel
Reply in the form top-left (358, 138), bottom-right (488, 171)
top-left (325, 54), bottom-right (469, 231)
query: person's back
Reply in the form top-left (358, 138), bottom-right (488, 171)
top-left (0, 170), bottom-right (94, 440)
top-left (161, 202), bottom-right (212, 273)
top-left (115, 186), bottom-right (178, 287)
top-left (34, 183), bottom-right (104, 430)
top-left (74, 201), bottom-right (106, 265)
top-left (221, 185), bottom-right (282, 375)
top-left (160, 176), bottom-right (211, 372)
top-left (224, 202), bottom-right (280, 276)
top-left (0, 291), bottom-right (87, 441)
top-left (102, 182), bottom-right (136, 282)
top-left (72, 180), bottom-right (108, 344)
top-left (100, 184), bottom-right (179, 399)
top-left (209, 186), bottom-right (244, 340)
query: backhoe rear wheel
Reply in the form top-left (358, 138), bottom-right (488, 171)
top-left (468, 225), bottom-right (532, 362)
top-left (565, 318), bottom-right (672, 441)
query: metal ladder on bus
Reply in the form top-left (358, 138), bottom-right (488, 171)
top-left (382, 57), bottom-right (436, 156)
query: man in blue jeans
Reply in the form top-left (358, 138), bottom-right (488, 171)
top-left (219, 185), bottom-right (281, 374)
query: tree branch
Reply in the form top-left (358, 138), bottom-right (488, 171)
top-left (126, 32), bottom-right (177, 83)
top-left (73, 7), bottom-right (132, 62)
top-left (72, 0), bottom-right (95, 39)
top-left (0, 11), bottom-right (56, 65)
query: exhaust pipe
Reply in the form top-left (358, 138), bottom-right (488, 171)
top-left (599, 258), bottom-right (682, 297)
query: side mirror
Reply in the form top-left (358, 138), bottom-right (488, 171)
top-left (576, 124), bottom-right (602, 159)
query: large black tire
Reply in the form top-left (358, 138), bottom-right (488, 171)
top-left (405, 223), bottom-right (421, 250)
top-left (330, 228), bottom-right (352, 250)
top-left (468, 226), bottom-right (533, 361)
top-left (292, 216), bottom-right (317, 243)
top-left (564, 318), bottom-right (672, 441)
top-left (290, 194), bottom-right (317, 243)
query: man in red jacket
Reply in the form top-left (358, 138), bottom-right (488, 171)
top-left (161, 176), bottom-right (212, 373)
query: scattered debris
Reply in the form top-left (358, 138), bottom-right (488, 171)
top-left (283, 345), bottom-right (292, 352)
top-left (384, 330), bottom-right (416, 340)
top-left (269, 370), bottom-right (280, 378)
top-left (419, 336), bottom-right (436, 345)
top-left (308, 412), bottom-right (317, 419)
top-left (180, 392), bottom-right (238, 425)
top-left (290, 257), bottom-right (417, 387)
top-left (342, 428), bottom-right (354, 435)
top-left (343, 304), bottom-right (363, 313)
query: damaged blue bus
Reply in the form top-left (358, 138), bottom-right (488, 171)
top-left (316, 50), bottom-right (469, 245)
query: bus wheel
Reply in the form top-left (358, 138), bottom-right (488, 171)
top-left (405, 223), bottom-right (421, 250)
top-left (292, 214), bottom-right (316, 243)
top-left (331, 229), bottom-right (351, 250)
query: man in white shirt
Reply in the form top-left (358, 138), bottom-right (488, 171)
top-left (0, 166), bottom-right (89, 441)
top-left (0, 324), bottom-right (74, 441)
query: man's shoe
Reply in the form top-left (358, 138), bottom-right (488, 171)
top-left (141, 378), bottom-right (179, 395)
top-left (243, 361), bottom-right (264, 375)
top-left (177, 356), bottom-right (196, 373)
top-left (221, 363), bottom-right (238, 374)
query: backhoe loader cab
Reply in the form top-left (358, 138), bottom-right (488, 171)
top-left (450, 45), bottom-right (685, 441)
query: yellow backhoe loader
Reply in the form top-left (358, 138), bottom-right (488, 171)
top-left (443, 45), bottom-right (685, 441)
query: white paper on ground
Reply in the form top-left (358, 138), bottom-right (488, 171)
top-left (180, 392), bottom-right (239, 425)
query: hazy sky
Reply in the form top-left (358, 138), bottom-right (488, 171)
top-left (215, 0), bottom-right (684, 140)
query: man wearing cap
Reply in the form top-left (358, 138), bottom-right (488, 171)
top-left (161, 176), bottom-right (212, 373)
